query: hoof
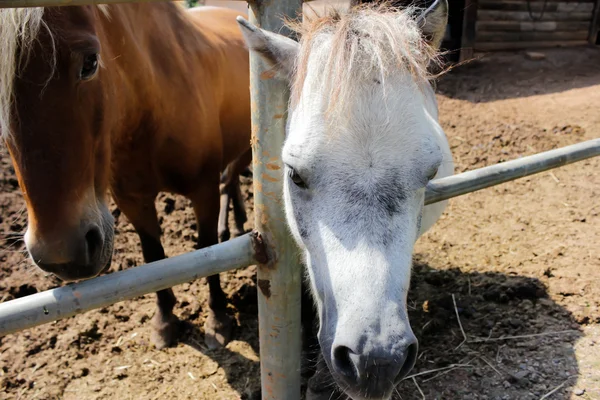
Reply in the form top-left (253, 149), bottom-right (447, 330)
top-left (150, 313), bottom-right (181, 350)
top-left (204, 309), bottom-right (234, 349)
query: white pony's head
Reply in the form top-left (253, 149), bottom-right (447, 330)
top-left (238, 2), bottom-right (452, 399)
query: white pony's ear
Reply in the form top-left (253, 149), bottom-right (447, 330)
top-left (416, 0), bottom-right (448, 50)
top-left (236, 16), bottom-right (300, 81)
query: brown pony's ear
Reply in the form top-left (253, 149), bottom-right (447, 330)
top-left (416, 0), bottom-right (448, 50)
top-left (236, 16), bottom-right (299, 81)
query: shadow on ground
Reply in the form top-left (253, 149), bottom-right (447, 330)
top-left (178, 253), bottom-right (583, 400)
top-left (180, 277), bottom-right (262, 400)
top-left (437, 46), bottom-right (600, 104)
top-left (391, 256), bottom-right (582, 399)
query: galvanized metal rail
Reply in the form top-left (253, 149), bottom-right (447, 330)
top-left (1, 138), bottom-right (599, 338)
top-left (0, 0), bottom-right (239, 7)
top-left (425, 138), bottom-right (600, 205)
top-left (0, 234), bottom-right (256, 336)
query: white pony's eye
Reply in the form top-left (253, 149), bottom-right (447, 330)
top-left (287, 167), bottom-right (308, 189)
top-left (427, 167), bottom-right (439, 181)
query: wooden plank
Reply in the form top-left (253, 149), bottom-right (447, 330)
top-left (477, 20), bottom-right (591, 31)
top-left (474, 39), bottom-right (588, 50)
top-left (477, 10), bottom-right (592, 21)
top-left (519, 20), bottom-right (590, 30)
top-left (557, 1), bottom-right (595, 10)
top-left (478, 0), bottom-right (593, 3)
top-left (477, 30), bottom-right (589, 41)
top-left (479, 1), bottom-right (558, 11)
top-left (460, 0), bottom-right (478, 61)
top-left (478, 1), bottom-right (594, 12)
top-left (589, 0), bottom-right (600, 43)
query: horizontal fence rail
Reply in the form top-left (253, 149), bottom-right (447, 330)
top-left (0, 138), bottom-right (599, 337)
top-left (0, 0), bottom-right (172, 7)
top-left (0, 234), bottom-right (256, 336)
top-left (425, 138), bottom-right (600, 204)
top-left (0, 0), bottom-right (333, 8)
top-left (0, 0), bottom-right (206, 7)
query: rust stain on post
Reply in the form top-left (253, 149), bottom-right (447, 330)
top-left (251, 230), bottom-right (269, 265)
top-left (264, 191), bottom-right (282, 205)
top-left (266, 163), bottom-right (280, 170)
top-left (255, 204), bottom-right (270, 228)
top-left (261, 173), bottom-right (279, 183)
top-left (261, 69), bottom-right (276, 80)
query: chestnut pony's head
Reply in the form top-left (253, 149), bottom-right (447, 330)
top-left (0, 6), bottom-right (115, 281)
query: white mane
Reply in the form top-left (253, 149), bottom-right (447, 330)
top-left (289, 5), bottom-right (440, 120)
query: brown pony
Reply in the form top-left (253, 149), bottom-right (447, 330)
top-left (0, 3), bottom-right (251, 349)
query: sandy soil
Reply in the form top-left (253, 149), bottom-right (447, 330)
top-left (1, 46), bottom-right (599, 400)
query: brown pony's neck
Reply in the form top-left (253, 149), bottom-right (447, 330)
top-left (95, 3), bottom-right (217, 142)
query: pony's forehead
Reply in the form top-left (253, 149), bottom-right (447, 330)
top-left (289, 5), bottom-right (437, 123)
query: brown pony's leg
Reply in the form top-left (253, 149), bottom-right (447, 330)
top-left (218, 173), bottom-right (232, 243)
top-left (228, 149), bottom-right (252, 238)
top-left (218, 149), bottom-right (251, 242)
top-left (190, 178), bottom-right (234, 349)
top-left (114, 195), bottom-right (181, 350)
top-left (217, 173), bottom-right (245, 244)
top-left (230, 174), bottom-right (247, 238)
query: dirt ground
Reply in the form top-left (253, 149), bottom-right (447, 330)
top-left (1, 46), bottom-right (600, 400)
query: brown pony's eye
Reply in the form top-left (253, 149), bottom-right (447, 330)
top-left (288, 167), bottom-right (307, 189)
top-left (80, 53), bottom-right (99, 80)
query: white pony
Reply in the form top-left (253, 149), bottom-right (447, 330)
top-left (237, 1), bottom-right (453, 399)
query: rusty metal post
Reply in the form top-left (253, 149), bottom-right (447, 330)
top-left (248, 0), bottom-right (303, 399)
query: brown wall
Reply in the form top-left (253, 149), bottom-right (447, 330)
top-left (474, 0), bottom-right (595, 51)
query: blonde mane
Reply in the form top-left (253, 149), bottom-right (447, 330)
top-left (0, 5), bottom-right (110, 140)
top-left (287, 4), bottom-right (440, 118)
top-left (0, 8), bottom-right (47, 140)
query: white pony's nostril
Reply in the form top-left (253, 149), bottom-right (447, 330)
top-left (397, 341), bottom-right (418, 382)
top-left (332, 345), bottom-right (359, 383)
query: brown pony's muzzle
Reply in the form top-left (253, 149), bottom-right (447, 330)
top-left (25, 213), bottom-right (114, 282)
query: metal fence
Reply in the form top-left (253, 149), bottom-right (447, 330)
top-left (0, 0), bottom-right (599, 399)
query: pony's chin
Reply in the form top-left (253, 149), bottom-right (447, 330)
top-left (39, 259), bottom-right (110, 282)
top-left (336, 382), bottom-right (395, 400)
top-left (319, 344), bottom-right (398, 400)
top-left (40, 226), bottom-right (114, 283)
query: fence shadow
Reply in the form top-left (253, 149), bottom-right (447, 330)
top-left (179, 278), bottom-right (262, 400)
top-left (180, 254), bottom-right (583, 400)
top-left (436, 46), bottom-right (600, 104)
top-left (390, 255), bottom-right (582, 399)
